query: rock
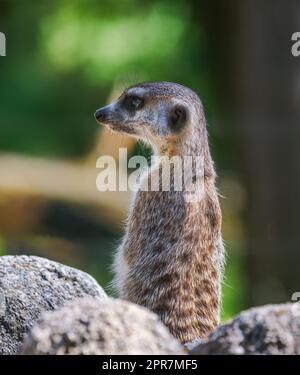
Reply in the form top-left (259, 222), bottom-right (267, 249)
top-left (190, 303), bottom-right (300, 355)
top-left (22, 296), bottom-right (184, 355)
top-left (0, 255), bottom-right (106, 354)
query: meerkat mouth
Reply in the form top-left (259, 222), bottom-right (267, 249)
top-left (105, 122), bottom-right (136, 135)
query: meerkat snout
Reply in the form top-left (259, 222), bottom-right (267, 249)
top-left (94, 104), bottom-right (114, 123)
top-left (94, 108), bottom-right (105, 121)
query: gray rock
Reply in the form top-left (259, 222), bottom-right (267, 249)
top-left (22, 297), bottom-right (184, 355)
top-left (0, 255), bottom-right (106, 354)
top-left (190, 303), bottom-right (300, 355)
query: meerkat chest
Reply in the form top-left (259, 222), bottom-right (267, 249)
top-left (123, 188), bottom-right (201, 262)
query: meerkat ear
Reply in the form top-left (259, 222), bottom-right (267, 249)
top-left (168, 105), bottom-right (187, 132)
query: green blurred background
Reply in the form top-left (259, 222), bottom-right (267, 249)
top-left (0, 0), bottom-right (299, 321)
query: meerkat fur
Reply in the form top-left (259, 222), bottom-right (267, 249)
top-left (95, 82), bottom-right (225, 343)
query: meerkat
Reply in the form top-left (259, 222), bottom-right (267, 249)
top-left (95, 82), bottom-right (224, 344)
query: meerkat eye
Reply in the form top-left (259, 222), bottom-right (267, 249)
top-left (131, 96), bottom-right (143, 109)
top-left (123, 95), bottom-right (144, 111)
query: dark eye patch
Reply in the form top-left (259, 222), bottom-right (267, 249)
top-left (122, 95), bottom-right (144, 112)
top-left (168, 105), bottom-right (187, 132)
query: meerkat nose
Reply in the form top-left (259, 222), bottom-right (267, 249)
top-left (94, 108), bottom-right (105, 121)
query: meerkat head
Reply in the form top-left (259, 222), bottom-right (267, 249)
top-left (95, 82), bottom-right (205, 152)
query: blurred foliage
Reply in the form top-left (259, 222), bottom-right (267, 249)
top-left (41, 2), bottom-right (186, 82)
top-left (0, 0), bottom-right (246, 320)
top-left (221, 242), bottom-right (247, 321)
top-left (0, 237), bottom-right (5, 256)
